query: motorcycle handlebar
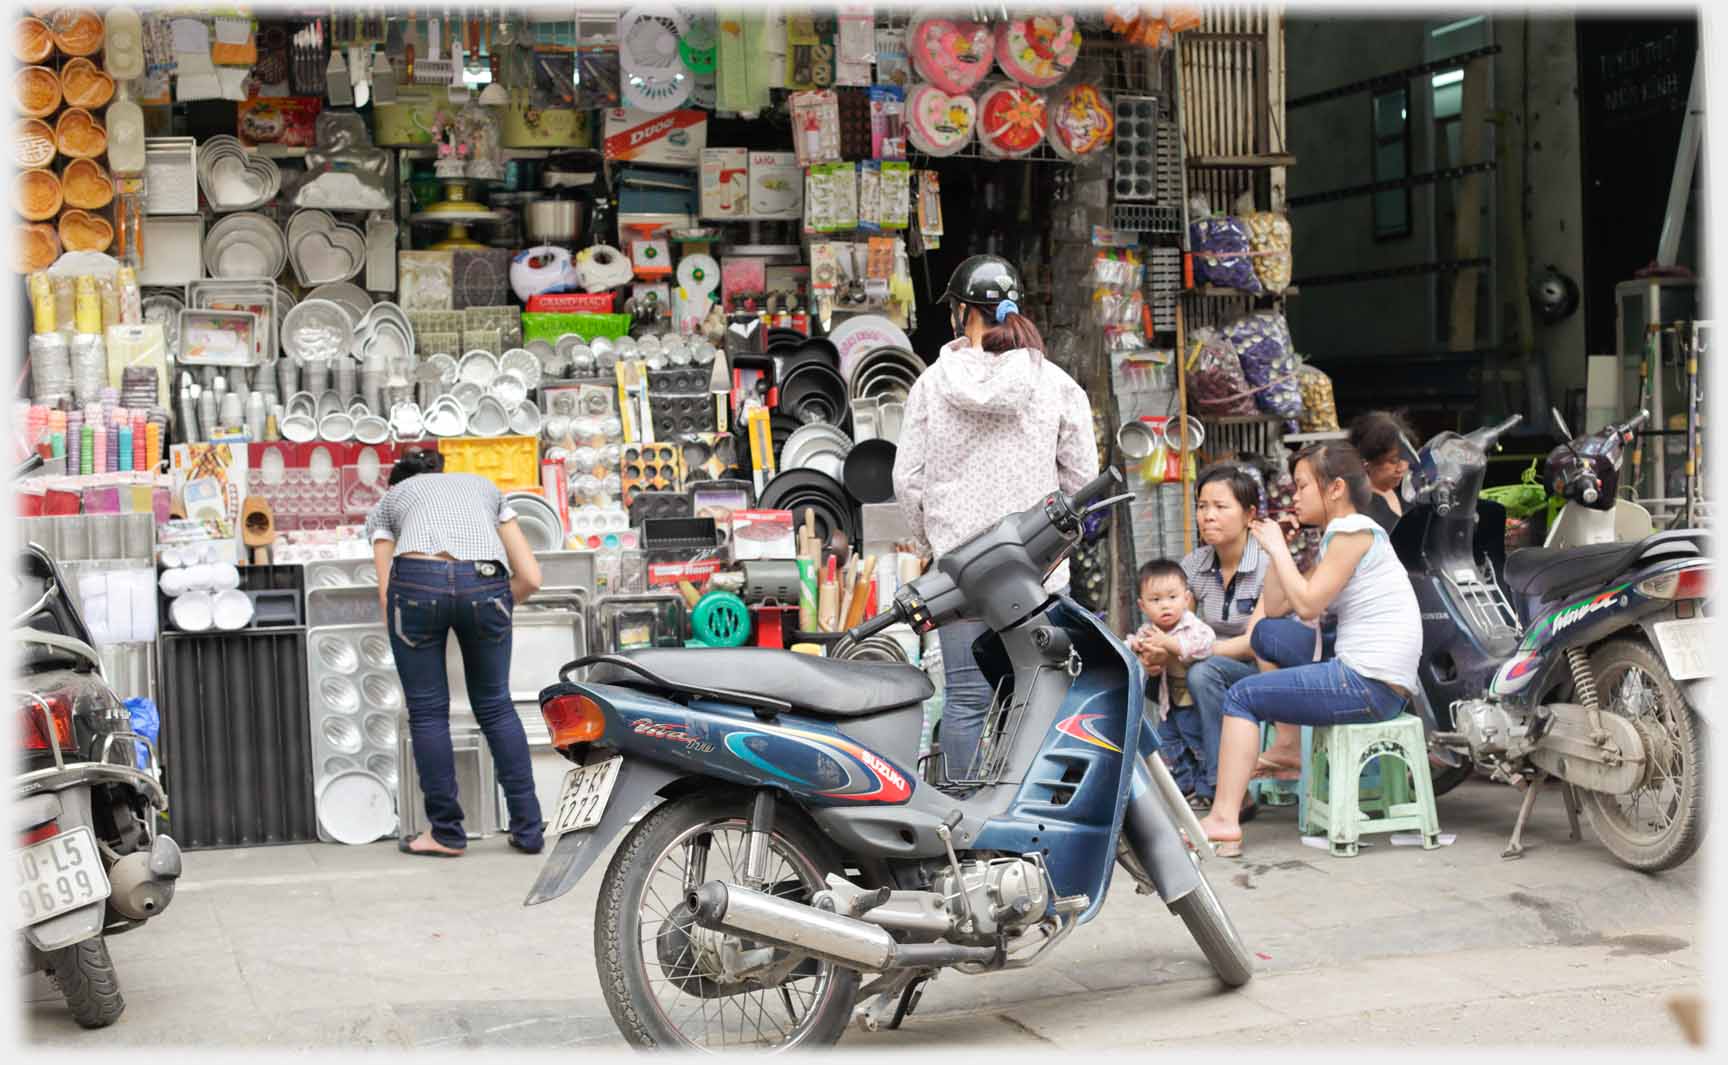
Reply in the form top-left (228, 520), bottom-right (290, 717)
top-left (1072, 468), bottom-right (1125, 512)
top-left (844, 605), bottom-right (901, 643)
top-left (1623, 409), bottom-right (1651, 435)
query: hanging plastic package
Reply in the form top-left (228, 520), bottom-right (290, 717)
top-left (124, 696), bottom-right (159, 770)
top-left (1185, 325), bottom-right (1259, 417)
top-left (1222, 311), bottom-right (1304, 419)
top-left (1189, 215), bottom-right (1264, 294)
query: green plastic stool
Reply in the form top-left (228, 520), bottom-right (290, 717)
top-left (1299, 714), bottom-right (1441, 857)
top-left (1249, 722), bottom-right (1301, 807)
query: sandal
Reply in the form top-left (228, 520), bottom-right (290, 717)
top-left (1186, 793), bottom-right (1213, 813)
top-left (398, 835), bottom-right (464, 858)
top-left (1208, 834), bottom-right (1244, 859)
top-left (1252, 754), bottom-right (1303, 780)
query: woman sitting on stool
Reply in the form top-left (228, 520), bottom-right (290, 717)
top-left (1196, 443), bottom-right (1423, 857)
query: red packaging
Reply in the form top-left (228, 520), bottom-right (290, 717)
top-left (237, 97), bottom-right (324, 147)
top-left (43, 487), bottom-right (81, 515)
top-left (541, 460), bottom-right (570, 537)
top-left (527, 292), bottom-right (616, 314)
top-left (17, 484), bottom-right (43, 517)
top-left (648, 559), bottom-right (725, 587)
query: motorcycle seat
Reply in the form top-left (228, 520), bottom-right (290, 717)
top-left (587, 648), bottom-right (935, 718)
top-left (1505, 534), bottom-right (1700, 602)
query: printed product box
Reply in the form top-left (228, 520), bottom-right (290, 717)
top-left (749, 151), bottom-right (804, 219)
top-left (603, 108), bottom-right (708, 166)
top-left (701, 148), bottom-right (749, 220)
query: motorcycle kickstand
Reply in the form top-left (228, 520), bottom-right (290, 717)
top-left (1560, 781), bottom-right (1584, 842)
top-left (1502, 769), bottom-right (1550, 860)
top-left (888, 974), bottom-right (929, 1030)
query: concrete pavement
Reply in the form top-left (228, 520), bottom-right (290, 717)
top-left (23, 754), bottom-right (1704, 1049)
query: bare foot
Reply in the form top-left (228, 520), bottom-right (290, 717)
top-left (1196, 813), bottom-right (1243, 857)
top-left (401, 831), bottom-right (464, 856)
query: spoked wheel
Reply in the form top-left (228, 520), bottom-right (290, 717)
top-left (1168, 855), bottom-right (1254, 987)
top-left (1579, 638), bottom-right (1707, 872)
top-left (594, 794), bottom-right (860, 1050)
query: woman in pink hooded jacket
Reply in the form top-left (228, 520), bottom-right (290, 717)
top-left (892, 254), bottom-right (1099, 786)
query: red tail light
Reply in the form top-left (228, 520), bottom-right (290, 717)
top-left (21, 693), bottom-right (75, 751)
top-left (21, 821), bottom-right (59, 846)
top-left (543, 693), bottom-right (606, 748)
top-left (1638, 565), bottom-right (1711, 601)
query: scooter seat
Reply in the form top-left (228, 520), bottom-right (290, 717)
top-left (1504, 533), bottom-right (1700, 602)
top-left (588, 648), bottom-right (935, 718)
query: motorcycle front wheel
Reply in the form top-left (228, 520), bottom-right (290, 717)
top-left (1579, 638), bottom-right (1707, 872)
top-left (1168, 857), bottom-right (1254, 987)
top-left (593, 794), bottom-right (861, 1050)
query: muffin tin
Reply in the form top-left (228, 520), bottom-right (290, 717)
top-left (620, 442), bottom-right (684, 506)
top-left (649, 393), bottom-right (717, 439)
top-left (1112, 95), bottom-right (1162, 201)
top-left (628, 490), bottom-right (694, 527)
top-left (647, 367), bottom-right (708, 393)
top-left (305, 622), bottom-right (404, 844)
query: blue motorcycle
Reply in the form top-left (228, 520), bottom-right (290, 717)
top-left (524, 468), bottom-right (1250, 1049)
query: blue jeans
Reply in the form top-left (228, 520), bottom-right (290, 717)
top-left (937, 620), bottom-right (992, 783)
top-left (1221, 618), bottom-right (1407, 728)
top-left (1186, 657), bottom-right (1257, 800)
top-left (388, 557), bottom-right (544, 850)
top-left (1155, 704), bottom-right (1208, 795)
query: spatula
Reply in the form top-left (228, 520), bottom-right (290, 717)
top-left (708, 351), bottom-right (730, 434)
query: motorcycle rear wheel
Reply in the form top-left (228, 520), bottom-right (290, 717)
top-left (46, 936), bottom-right (125, 1029)
top-left (1168, 858), bottom-right (1254, 987)
top-left (593, 794), bottom-right (861, 1050)
top-left (1579, 638), bottom-right (1707, 873)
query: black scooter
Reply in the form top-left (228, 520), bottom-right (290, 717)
top-left (1392, 412), bottom-right (1710, 871)
top-left (16, 493), bottom-right (182, 1027)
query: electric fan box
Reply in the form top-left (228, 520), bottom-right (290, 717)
top-left (603, 108), bottom-right (708, 167)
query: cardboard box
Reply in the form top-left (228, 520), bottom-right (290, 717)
top-left (603, 108), bottom-right (708, 167)
top-left (701, 148), bottom-right (749, 220)
top-left (730, 509), bottom-right (796, 560)
top-left (749, 151), bottom-right (804, 219)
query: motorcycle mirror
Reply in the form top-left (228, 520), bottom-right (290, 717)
top-left (1550, 405), bottom-right (1574, 442)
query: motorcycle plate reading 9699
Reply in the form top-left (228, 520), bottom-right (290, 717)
top-left (15, 826), bottom-right (110, 928)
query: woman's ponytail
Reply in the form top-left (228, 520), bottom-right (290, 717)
top-left (980, 299), bottom-right (1045, 354)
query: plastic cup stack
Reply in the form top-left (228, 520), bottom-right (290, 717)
top-left (117, 425), bottom-right (133, 471)
top-left (144, 421), bottom-right (162, 472)
top-left (80, 424), bottom-right (94, 475)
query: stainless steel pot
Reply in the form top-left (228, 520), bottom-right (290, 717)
top-left (525, 198), bottom-right (586, 244)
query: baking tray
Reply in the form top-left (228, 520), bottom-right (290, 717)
top-left (143, 136), bottom-right (198, 215)
top-left (304, 622), bottom-right (405, 844)
top-left (137, 215), bottom-right (205, 285)
top-left (397, 716), bottom-right (500, 840)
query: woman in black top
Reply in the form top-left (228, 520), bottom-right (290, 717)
top-left (1347, 410), bottom-right (1417, 534)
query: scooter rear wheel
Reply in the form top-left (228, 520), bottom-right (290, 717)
top-left (1578, 638), bottom-right (1707, 873)
top-left (46, 936), bottom-right (125, 1029)
top-left (593, 794), bottom-right (861, 1049)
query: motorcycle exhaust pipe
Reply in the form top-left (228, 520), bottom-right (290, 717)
top-left (689, 882), bottom-right (997, 971)
top-left (107, 835), bottom-right (182, 920)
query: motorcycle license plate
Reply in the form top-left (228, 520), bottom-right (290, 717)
top-left (14, 827), bottom-right (110, 928)
top-left (1654, 618), bottom-right (1714, 681)
top-left (548, 755), bottom-right (624, 838)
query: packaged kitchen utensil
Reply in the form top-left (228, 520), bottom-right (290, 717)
top-left (1190, 215), bottom-right (1264, 294)
top-left (1221, 311), bottom-right (1304, 419)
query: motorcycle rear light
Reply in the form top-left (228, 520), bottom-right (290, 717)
top-left (21, 821), bottom-right (59, 846)
top-left (543, 693), bottom-right (606, 748)
top-left (1638, 566), bottom-right (1711, 601)
top-left (20, 693), bottom-right (75, 751)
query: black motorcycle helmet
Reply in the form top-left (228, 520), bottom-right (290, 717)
top-left (943, 255), bottom-right (1022, 335)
